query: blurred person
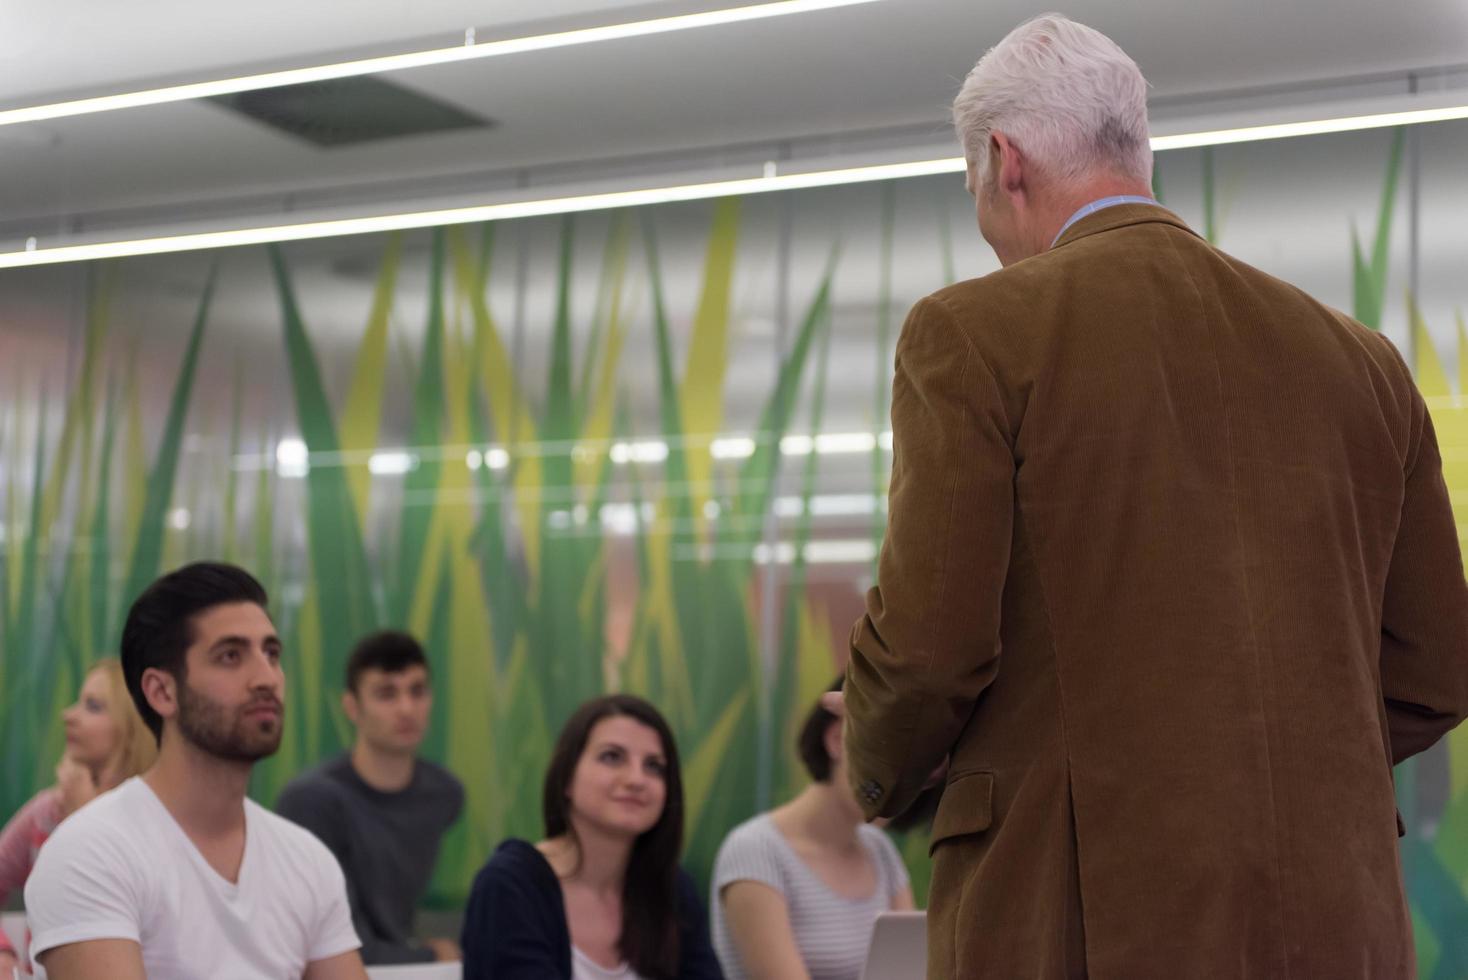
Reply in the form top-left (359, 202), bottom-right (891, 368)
top-left (460, 693), bottom-right (722, 980)
top-left (833, 13), bottom-right (1468, 979)
top-left (0, 659), bottom-right (155, 975)
top-left (277, 630), bottom-right (464, 965)
top-left (711, 682), bottom-right (912, 979)
top-left (25, 562), bottom-right (368, 980)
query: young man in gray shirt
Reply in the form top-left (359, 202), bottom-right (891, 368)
top-left (277, 631), bottom-right (464, 966)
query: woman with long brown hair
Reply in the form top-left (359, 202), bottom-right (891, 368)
top-left (0, 658), bottom-right (156, 974)
top-left (461, 694), bottom-right (722, 979)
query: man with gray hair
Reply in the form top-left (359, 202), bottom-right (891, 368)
top-left (832, 13), bottom-right (1468, 978)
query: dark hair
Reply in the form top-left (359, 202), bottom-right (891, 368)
top-left (796, 677), bottom-right (846, 783)
top-left (543, 694), bottom-right (684, 980)
top-left (345, 630), bottom-right (429, 693)
top-left (120, 562), bottom-right (269, 742)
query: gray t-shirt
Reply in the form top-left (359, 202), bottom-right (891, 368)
top-left (276, 753), bottom-right (463, 965)
top-left (710, 813), bottom-right (910, 980)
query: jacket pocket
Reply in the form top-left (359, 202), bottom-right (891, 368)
top-left (929, 770), bottom-right (994, 856)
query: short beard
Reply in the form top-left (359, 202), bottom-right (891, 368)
top-left (176, 681), bottom-right (283, 763)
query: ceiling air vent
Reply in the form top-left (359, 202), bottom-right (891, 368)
top-left (209, 76), bottom-right (493, 148)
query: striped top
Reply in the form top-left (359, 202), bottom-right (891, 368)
top-left (710, 813), bottom-right (909, 980)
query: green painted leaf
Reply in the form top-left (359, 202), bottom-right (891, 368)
top-left (268, 243), bottom-right (378, 736)
top-left (120, 260), bottom-right (218, 609)
top-left (392, 230), bottom-right (446, 625)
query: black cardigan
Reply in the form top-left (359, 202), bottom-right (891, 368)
top-left (460, 839), bottom-right (725, 979)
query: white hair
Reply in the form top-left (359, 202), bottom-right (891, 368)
top-left (953, 14), bottom-right (1152, 187)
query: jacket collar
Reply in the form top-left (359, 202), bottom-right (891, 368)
top-left (1049, 203), bottom-right (1200, 250)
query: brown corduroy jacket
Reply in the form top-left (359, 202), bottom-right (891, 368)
top-left (844, 204), bottom-right (1468, 979)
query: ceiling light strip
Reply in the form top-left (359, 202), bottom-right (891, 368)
top-left (0, 0), bottom-right (883, 128)
top-left (0, 158), bottom-right (963, 269)
top-left (1150, 102), bottom-right (1468, 150)
top-left (4, 100), bottom-right (1467, 269)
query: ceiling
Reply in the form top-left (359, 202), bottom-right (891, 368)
top-left (2, 0), bottom-right (1466, 248)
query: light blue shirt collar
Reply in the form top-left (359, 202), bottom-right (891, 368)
top-left (1050, 195), bottom-right (1159, 248)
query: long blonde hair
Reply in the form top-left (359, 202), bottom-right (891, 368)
top-left (89, 658), bottom-right (157, 782)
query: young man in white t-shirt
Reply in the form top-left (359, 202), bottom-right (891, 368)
top-left (25, 562), bottom-right (368, 980)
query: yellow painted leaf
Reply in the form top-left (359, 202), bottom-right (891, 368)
top-left (296, 583), bottom-right (324, 763)
top-left (40, 265), bottom-right (113, 543)
top-left (447, 229), bottom-right (544, 577)
top-left (121, 359), bottom-right (148, 579)
top-left (643, 506), bottom-right (694, 732)
top-left (7, 394), bottom-right (24, 616)
top-left (1411, 295), bottom-right (1451, 398)
top-left (575, 312), bottom-right (627, 494)
top-left (1452, 723), bottom-right (1468, 802)
top-left (679, 199), bottom-right (741, 537)
top-left (340, 233), bottom-right (402, 524)
top-left (683, 689), bottom-right (749, 836)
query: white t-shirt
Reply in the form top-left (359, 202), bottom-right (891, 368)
top-left (24, 776), bottom-right (359, 979)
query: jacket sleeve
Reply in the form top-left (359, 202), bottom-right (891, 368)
top-left (460, 856), bottom-right (567, 980)
top-left (1379, 373), bottom-right (1468, 764)
top-left (676, 869), bottom-right (725, 980)
top-left (845, 294), bottom-right (1016, 819)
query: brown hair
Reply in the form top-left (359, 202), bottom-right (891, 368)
top-left (542, 694), bottom-right (684, 979)
top-left (796, 677), bottom-right (845, 783)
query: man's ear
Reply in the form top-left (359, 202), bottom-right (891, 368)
top-left (141, 668), bottom-right (178, 723)
top-left (991, 131), bottom-right (1027, 196)
top-left (341, 689), bottom-right (361, 726)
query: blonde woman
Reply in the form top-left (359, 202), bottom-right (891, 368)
top-left (0, 659), bottom-right (156, 973)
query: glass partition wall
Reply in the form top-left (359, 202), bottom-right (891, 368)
top-left (2, 121), bottom-right (1465, 968)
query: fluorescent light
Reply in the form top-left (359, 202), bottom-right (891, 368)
top-left (0, 157), bottom-right (962, 269)
top-left (774, 493), bottom-right (880, 517)
top-left (276, 438), bottom-right (309, 478)
top-left (781, 433), bottom-right (881, 456)
top-left (804, 539), bottom-right (878, 564)
top-left (878, 431), bottom-right (893, 451)
top-left (752, 538), bottom-right (877, 564)
top-left (4, 87), bottom-right (1465, 268)
top-left (814, 431), bottom-right (877, 454)
top-left (774, 497), bottom-right (804, 518)
top-left (367, 451), bottom-right (417, 475)
top-left (610, 440), bottom-right (670, 464)
top-left (780, 435), bottom-right (814, 456)
top-left (485, 447), bottom-right (510, 470)
top-left (0, 0), bottom-right (884, 128)
top-left (753, 542), bottom-right (798, 565)
top-left (1149, 102), bottom-right (1468, 151)
top-left (809, 493), bottom-right (878, 516)
top-left (600, 503), bottom-right (640, 535)
top-left (711, 437), bottom-right (758, 460)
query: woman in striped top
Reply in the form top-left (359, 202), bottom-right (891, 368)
top-left (711, 684), bottom-right (914, 980)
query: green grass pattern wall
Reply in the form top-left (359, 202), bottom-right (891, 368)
top-left (1, 126), bottom-right (1467, 975)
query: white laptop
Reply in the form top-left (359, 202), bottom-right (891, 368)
top-left (860, 910), bottom-right (927, 980)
